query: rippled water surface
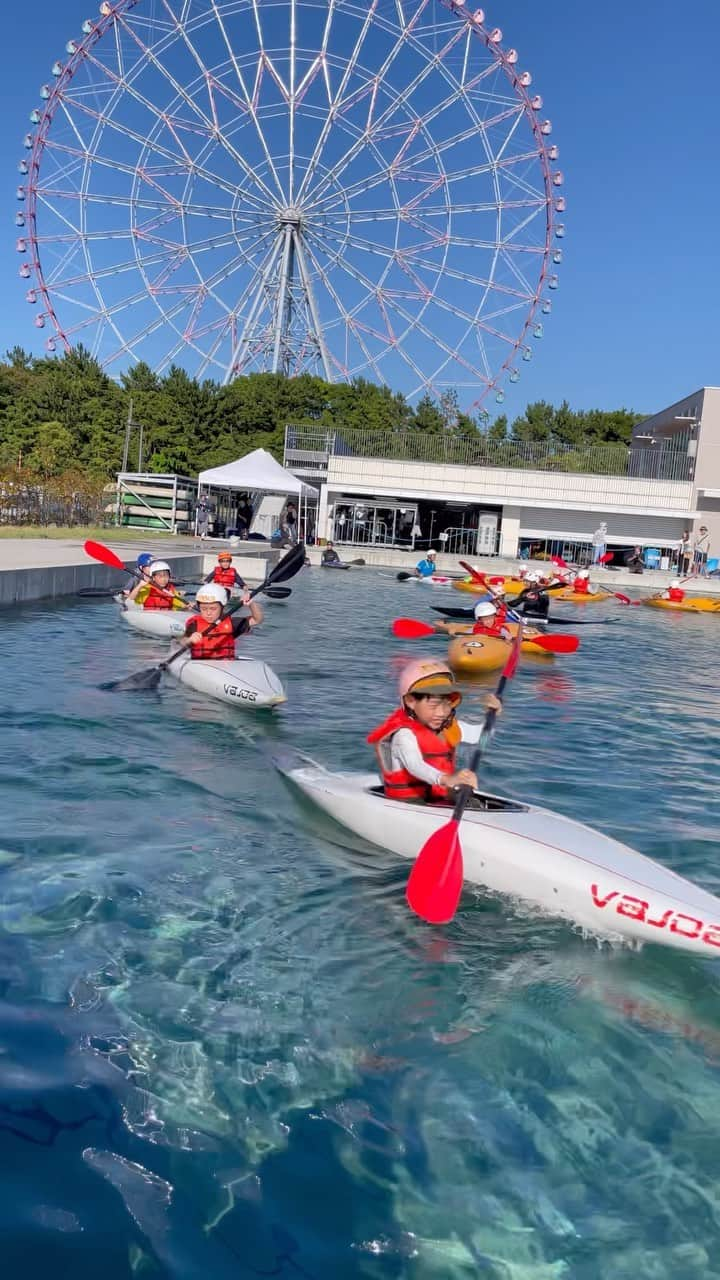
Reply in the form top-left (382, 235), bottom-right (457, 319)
top-left (2, 570), bottom-right (720, 1278)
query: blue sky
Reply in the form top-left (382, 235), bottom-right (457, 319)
top-left (1, 0), bottom-right (717, 419)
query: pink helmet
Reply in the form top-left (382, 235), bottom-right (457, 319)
top-left (398, 658), bottom-right (462, 706)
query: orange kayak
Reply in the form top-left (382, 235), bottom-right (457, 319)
top-left (452, 575), bottom-right (527, 596)
top-left (447, 634), bottom-right (511, 674)
top-left (440, 621), bottom-right (553, 658)
top-left (642, 596), bottom-right (720, 614)
top-left (554, 588), bottom-right (613, 603)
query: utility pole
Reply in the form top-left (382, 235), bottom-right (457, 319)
top-left (121, 397), bottom-right (133, 473)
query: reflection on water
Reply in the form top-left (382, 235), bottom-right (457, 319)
top-left (0, 576), bottom-right (719, 1275)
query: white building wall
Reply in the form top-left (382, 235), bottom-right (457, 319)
top-left (518, 507), bottom-right (686, 545)
top-left (326, 457), bottom-right (695, 519)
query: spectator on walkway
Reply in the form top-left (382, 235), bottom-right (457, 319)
top-left (677, 529), bottom-right (691, 575)
top-left (625, 546), bottom-right (644, 574)
top-left (592, 521), bottom-right (608, 565)
top-left (693, 526), bottom-right (710, 575)
top-left (195, 494), bottom-right (213, 540)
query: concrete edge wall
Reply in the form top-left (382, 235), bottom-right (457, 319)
top-left (0, 554), bottom-right (202, 607)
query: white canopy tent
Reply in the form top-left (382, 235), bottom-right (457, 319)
top-left (197, 448), bottom-right (317, 541)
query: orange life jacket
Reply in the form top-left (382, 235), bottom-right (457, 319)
top-left (142, 582), bottom-right (176, 610)
top-left (212, 565), bottom-right (237, 588)
top-left (185, 614), bottom-right (235, 660)
top-left (472, 619), bottom-right (505, 637)
top-left (367, 709), bottom-right (460, 802)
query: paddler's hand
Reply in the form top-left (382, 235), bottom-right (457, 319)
top-left (485, 693), bottom-right (503, 715)
top-left (239, 590), bottom-right (252, 606)
top-left (447, 768), bottom-right (478, 790)
top-left (186, 632), bottom-right (202, 647)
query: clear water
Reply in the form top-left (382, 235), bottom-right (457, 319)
top-left (2, 571), bottom-right (720, 1278)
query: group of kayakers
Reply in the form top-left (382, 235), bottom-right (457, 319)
top-left (124, 550), bottom-right (262, 660)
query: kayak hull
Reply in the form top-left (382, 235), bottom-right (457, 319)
top-left (452, 576), bottom-right (526, 595)
top-left (447, 634), bottom-right (510, 673)
top-left (643, 596), bottom-right (720, 613)
top-left (121, 606), bottom-right (193, 638)
top-left (169, 651), bottom-right (286, 708)
top-left (555, 588), bottom-right (612, 603)
top-left (278, 761), bottom-right (720, 955)
top-left (440, 621), bottom-right (553, 659)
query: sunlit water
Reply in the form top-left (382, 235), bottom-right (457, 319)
top-left (1, 570), bottom-right (720, 1278)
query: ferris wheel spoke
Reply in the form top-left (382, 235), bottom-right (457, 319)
top-left (301, 239), bottom-right (387, 383)
top-left (118, 1), bottom-right (281, 209)
top-left (293, 0), bottom-right (383, 205)
top-left (301, 6), bottom-right (469, 210)
top-left (206, 2), bottom-right (287, 202)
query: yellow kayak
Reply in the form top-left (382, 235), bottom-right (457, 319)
top-left (439, 621), bottom-right (553, 659)
top-left (447, 634), bottom-right (511, 674)
top-left (642, 596), bottom-right (720, 614)
top-left (452, 575), bottom-right (527, 596)
top-left (554, 588), bottom-right (613, 604)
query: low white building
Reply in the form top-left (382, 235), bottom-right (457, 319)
top-left (284, 405), bottom-right (720, 564)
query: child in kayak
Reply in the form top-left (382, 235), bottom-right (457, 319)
top-left (368, 660), bottom-right (501, 802)
top-left (321, 541), bottom-right (342, 565)
top-left (127, 561), bottom-right (186, 610)
top-left (414, 549), bottom-right (437, 578)
top-left (472, 598), bottom-right (510, 638)
top-left (122, 551), bottom-right (153, 596)
top-left (204, 552), bottom-right (246, 591)
top-left (181, 582), bottom-right (263, 659)
top-left (661, 579), bottom-right (685, 602)
top-left (571, 569), bottom-right (595, 595)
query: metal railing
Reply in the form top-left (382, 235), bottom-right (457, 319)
top-left (284, 425), bottom-right (695, 482)
top-left (0, 473), bottom-right (106, 526)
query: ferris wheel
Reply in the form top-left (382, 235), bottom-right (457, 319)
top-left (16, 0), bottom-right (564, 406)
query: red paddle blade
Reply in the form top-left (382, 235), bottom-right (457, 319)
top-left (599, 551), bottom-right (614, 564)
top-left (613, 592), bottom-right (631, 604)
top-left (392, 617), bottom-right (437, 638)
top-left (459, 560), bottom-right (485, 583)
top-left (406, 818), bottom-right (463, 924)
top-left (84, 539), bottom-right (127, 571)
top-left (533, 633), bottom-right (579, 653)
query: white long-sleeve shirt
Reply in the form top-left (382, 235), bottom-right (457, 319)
top-left (390, 719), bottom-right (482, 788)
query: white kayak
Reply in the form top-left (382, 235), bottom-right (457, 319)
top-left (169, 651), bottom-right (286, 709)
top-left (278, 760), bottom-right (720, 956)
top-left (120, 604), bottom-right (194, 639)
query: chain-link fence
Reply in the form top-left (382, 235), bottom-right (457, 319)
top-left (0, 472), bottom-right (108, 527)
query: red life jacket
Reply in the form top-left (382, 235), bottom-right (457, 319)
top-left (472, 619), bottom-right (505, 637)
top-left (143, 583), bottom-right (175, 610)
top-left (185, 615), bottom-right (236, 660)
top-left (573, 579), bottom-right (591, 594)
top-left (668, 587), bottom-right (685, 602)
top-left (212, 565), bottom-right (236, 588)
top-left (367, 709), bottom-right (460, 802)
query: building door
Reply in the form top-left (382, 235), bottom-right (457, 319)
top-left (476, 513), bottom-right (499, 556)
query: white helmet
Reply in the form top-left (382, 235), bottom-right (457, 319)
top-left (669, 578), bottom-right (681, 588)
top-left (150, 560), bottom-right (171, 575)
top-left (474, 599), bottom-right (497, 619)
top-left (577, 569), bottom-right (590, 579)
top-left (527, 571), bottom-right (542, 584)
top-left (196, 582), bottom-right (227, 605)
top-left (427, 549), bottom-right (437, 559)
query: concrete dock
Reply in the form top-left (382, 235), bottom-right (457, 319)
top-left (0, 535), bottom-right (717, 604)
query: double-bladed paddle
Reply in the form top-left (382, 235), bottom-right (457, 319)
top-left (391, 616), bottom-right (579, 654)
top-left (103, 542), bottom-right (306, 692)
top-left (83, 540), bottom-right (294, 601)
top-left (405, 626), bottom-right (524, 925)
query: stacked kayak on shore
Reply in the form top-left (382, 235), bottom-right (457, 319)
top-left (277, 758), bottom-right (720, 956)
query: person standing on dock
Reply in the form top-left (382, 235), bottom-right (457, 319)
top-left (592, 521), bottom-right (608, 565)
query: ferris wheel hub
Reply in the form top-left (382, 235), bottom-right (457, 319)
top-left (277, 207), bottom-right (304, 229)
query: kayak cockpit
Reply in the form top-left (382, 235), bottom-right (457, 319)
top-left (367, 785), bottom-right (528, 813)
